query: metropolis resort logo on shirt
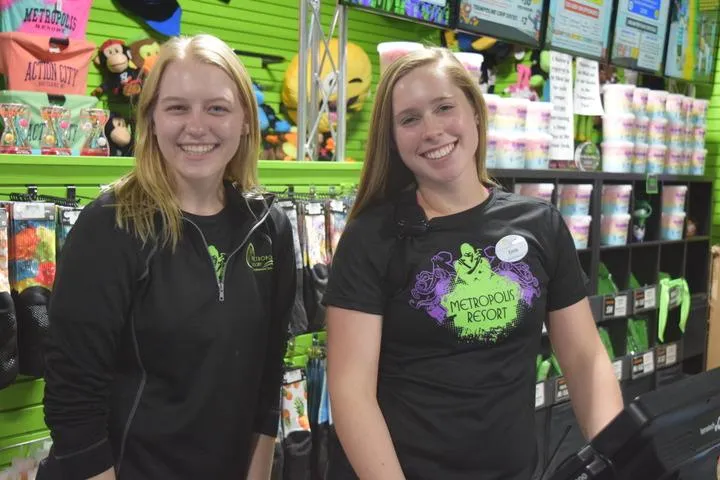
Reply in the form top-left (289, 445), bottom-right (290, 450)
top-left (408, 239), bottom-right (541, 343)
top-left (246, 242), bottom-right (274, 272)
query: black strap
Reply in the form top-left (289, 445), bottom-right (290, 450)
top-left (383, 190), bottom-right (429, 302)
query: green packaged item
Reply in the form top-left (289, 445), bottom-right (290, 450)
top-left (627, 317), bottom-right (649, 354)
top-left (536, 357), bottom-right (552, 382)
top-left (0, 90), bottom-right (99, 155)
top-left (658, 276), bottom-right (691, 342)
top-left (597, 262), bottom-right (619, 295)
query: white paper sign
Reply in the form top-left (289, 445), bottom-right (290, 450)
top-left (666, 344), bottom-right (678, 365)
top-left (643, 351), bottom-right (655, 374)
top-left (574, 58), bottom-right (604, 116)
top-left (614, 295), bottom-right (628, 318)
top-left (535, 383), bottom-right (545, 408)
top-left (613, 360), bottom-right (623, 381)
top-left (549, 52), bottom-right (574, 160)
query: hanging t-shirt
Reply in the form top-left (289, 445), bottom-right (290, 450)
top-left (184, 208), bottom-right (234, 283)
top-left (0, 32), bottom-right (94, 95)
top-left (322, 188), bottom-right (588, 480)
top-left (0, 0), bottom-right (92, 39)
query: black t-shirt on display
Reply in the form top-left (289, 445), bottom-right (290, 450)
top-left (322, 188), bottom-right (588, 480)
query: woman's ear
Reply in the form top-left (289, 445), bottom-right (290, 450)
top-left (242, 123), bottom-right (249, 135)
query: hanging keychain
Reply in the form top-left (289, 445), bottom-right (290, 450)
top-left (303, 197), bottom-right (328, 268)
top-left (325, 194), bottom-right (347, 263)
top-left (56, 206), bottom-right (82, 255)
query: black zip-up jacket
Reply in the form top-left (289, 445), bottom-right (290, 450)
top-left (42, 183), bottom-right (295, 479)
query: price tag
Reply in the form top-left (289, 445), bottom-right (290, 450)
top-left (656, 345), bottom-right (668, 368)
top-left (613, 359), bottom-right (624, 381)
top-left (283, 368), bottom-right (304, 385)
top-left (555, 377), bottom-right (570, 402)
top-left (632, 352), bottom-right (655, 379)
top-left (669, 286), bottom-right (681, 308)
top-left (656, 343), bottom-right (678, 369)
top-left (305, 202), bottom-right (323, 215)
top-left (542, 323), bottom-right (548, 335)
top-left (13, 202), bottom-right (54, 220)
top-left (634, 286), bottom-right (657, 313)
top-left (61, 209), bottom-right (81, 226)
top-left (535, 383), bottom-right (546, 409)
top-left (646, 174), bottom-right (658, 194)
top-left (604, 294), bottom-right (629, 318)
top-left (643, 351), bottom-right (655, 373)
top-left (329, 199), bottom-right (346, 213)
top-left (666, 343), bottom-right (678, 365)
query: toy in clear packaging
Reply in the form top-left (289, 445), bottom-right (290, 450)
top-left (79, 108), bottom-right (110, 156)
top-left (57, 207), bottom-right (83, 255)
top-left (326, 199), bottom-right (348, 262)
top-left (40, 106), bottom-right (72, 155)
top-left (0, 103), bottom-right (31, 155)
top-left (9, 203), bottom-right (57, 293)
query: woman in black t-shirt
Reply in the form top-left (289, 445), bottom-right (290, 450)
top-left (323, 47), bottom-right (623, 480)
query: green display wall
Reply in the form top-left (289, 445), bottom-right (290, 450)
top-left (85, 0), bottom-right (437, 162)
top-left (706, 54), bottom-right (720, 243)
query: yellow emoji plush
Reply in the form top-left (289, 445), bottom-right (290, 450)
top-left (282, 39), bottom-right (372, 133)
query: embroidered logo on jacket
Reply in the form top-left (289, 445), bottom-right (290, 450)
top-left (409, 242), bottom-right (540, 342)
top-left (246, 243), bottom-right (274, 272)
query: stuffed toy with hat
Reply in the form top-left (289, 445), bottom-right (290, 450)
top-left (93, 39), bottom-right (142, 100)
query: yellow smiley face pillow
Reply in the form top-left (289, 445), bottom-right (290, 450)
top-left (282, 39), bottom-right (372, 133)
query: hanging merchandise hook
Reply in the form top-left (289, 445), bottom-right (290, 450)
top-left (26, 185), bottom-right (38, 201)
top-left (66, 185), bottom-right (76, 202)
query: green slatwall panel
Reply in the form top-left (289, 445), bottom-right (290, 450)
top-left (0, 0), bottom-right (435, 466)
top-left (85, 0), bottom-right (436, 161)
top-left (707, 52), bottom-right (720, 244)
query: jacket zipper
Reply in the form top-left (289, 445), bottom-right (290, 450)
top-left (183, 205), bottom-right (273, 302)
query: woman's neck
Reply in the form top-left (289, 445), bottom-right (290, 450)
top-left (176, 178), bottom-right (226, 216)
top-left (416, 178), bottom-right (489, 220)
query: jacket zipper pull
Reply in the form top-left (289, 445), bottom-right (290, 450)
top-left (219, 283), bottom-right (225, 302)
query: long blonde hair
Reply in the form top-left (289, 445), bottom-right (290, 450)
top-left (113, 34), bottom-right (261, 248)
top-left (349, 47), bottom-right (491, 221)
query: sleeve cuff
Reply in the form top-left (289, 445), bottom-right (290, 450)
top-left (254, 411), bottom-right (280, 437)
top-left (547, 291), bottom-right (587, 313)
top-left (320, 294), bottom-right (384, 316)
top-left (55, 437), bottom-right (114, 479)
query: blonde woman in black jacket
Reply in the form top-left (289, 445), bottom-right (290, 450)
top-left (41, 34), bottom-right (295, 480)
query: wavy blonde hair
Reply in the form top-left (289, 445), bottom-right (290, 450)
top-left (112, 34), bottom-right (261, 248)
top-left (349, 47), bottom-right (491, 221)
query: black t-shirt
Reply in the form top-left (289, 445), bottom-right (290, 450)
top-left (184, 207), bottom-right (234, 282)
top-left (322, 189), bottom-right (588, 480)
